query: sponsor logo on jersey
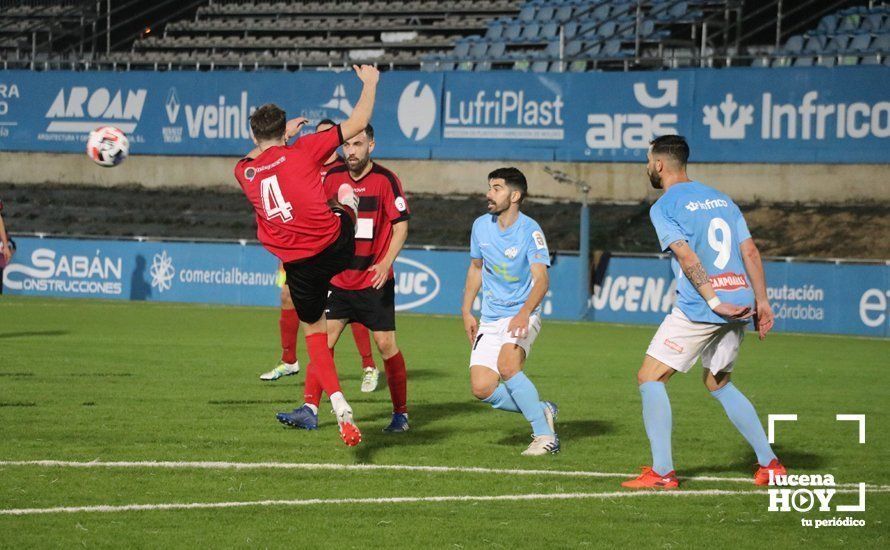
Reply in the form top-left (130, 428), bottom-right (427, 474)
top-left (663, 339), bottom-right (684, 353)
top-left (685, 199), bottom-right (729, 212)
top-left (710, 272), bottom-right (749, 292)
top-left (504, 246), bottom-right (518, 259)
top-left (532, 231), bottom-right (547, 250)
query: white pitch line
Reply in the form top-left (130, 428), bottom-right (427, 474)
top-left (2, 488), bottom-right (887, 517)
top-left (0, 460), bottom-right (884, 490)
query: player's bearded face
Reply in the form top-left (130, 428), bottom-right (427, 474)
top-left (486, 188), bottom-right (511, 214)
top-left (647, 156), bottom-right (663, 189)
top-left (345, 137), bottom-right (371, 173)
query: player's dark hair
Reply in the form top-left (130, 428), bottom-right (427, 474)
top-left (363, 124), bottom-right (375, 141)
top-left (650, 134), bottom-right (689, 166)
top-left (488, 167), bottom-right (527, 203)
top-left (250, 103), bottom-right (286, 142)
top-left (316, 118), bottom-right (336, 130)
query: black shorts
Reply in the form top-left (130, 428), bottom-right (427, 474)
top-left (283, 213), bottom-right (355, 324)
top-left (326, 278), bottom-right (396, 332)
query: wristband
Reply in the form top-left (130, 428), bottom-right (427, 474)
top-left (707, 296), bottom-right (722, 310)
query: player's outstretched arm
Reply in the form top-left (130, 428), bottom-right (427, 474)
top-left (507, 263), bottom-right (549, 338)
top-left (740, 238), bottom-right (774, 340)
top-left (669, 240), bottom-right (753, 321)
top-left (461, 259), bottom-right (483, 344)
top-left (341, 65), bottom-right (379, 141)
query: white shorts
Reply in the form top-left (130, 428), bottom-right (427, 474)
top-left (469, 314), bottom-right (542, 374)
top-left (646, 308), bottom-right (745, 375)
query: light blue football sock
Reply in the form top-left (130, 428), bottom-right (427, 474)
top-left (640, 381), bottom-right (673, 475)
top-left (711, 382), bottom-right (777, 467)
top-left (504, 372), bottom-right (553, 437)
top-left (482, 383), bottom-right (521, 413)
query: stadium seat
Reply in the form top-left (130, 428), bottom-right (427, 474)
top-left (540, 22), bottom-right (559, 39)
top-left (488, 41), bottom-right (506, 59)
top-left (871, 34), bottom-right (890, 53)
top-left (783, 35), bottom-right (805, 54)
top-left (531, 59), bottom-right (549, 72)
top-left (816, 14), bottom-right (838, 35)
top-left (793, 56), bottom-right (814, 66)
top-left (803, 36), bottom-right (827, 54)
top-left (849, 33), bottom-right (872, 53)
top-left (837, 14), bottom-right (861, 33)
top-left (824, 35), bottom-right (850, 54)
top-left (504, 23), bottom-right (523, 40)
top-left (522, 23), bottom-right (541, 40)
top-left (519, 5), bottom-right (536, 22)
top-left (817, 55), bottom-right (836, 67)
top-left (863, 13), bottom-right (885, 32)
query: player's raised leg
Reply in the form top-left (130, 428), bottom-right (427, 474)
top-left (261, 277), bottom-right (301, 381)
top-left (622, 355), bottom-right (679, 489)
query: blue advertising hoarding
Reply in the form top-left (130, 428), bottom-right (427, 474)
top-left (0, 67), bottom-right (887, 163)
top-left (3, 237), bottom-right (887, 337)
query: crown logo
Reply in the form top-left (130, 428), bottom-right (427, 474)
top-left (702, 94), bottom-right (754, 140)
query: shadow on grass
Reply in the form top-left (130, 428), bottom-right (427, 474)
top-left (497, 419), bottom-right (615, 446)
top-left (0, 330), bottom-right (69, 339)
top-left (682, 446), bottom-right (825, 476)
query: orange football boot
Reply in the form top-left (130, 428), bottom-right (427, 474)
top-left (621, 466), bottom-right (679, 489)
top-left (754, 459), bottom-right (786, 486)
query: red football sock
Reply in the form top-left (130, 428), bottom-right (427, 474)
top-left (351, 323), bottom-right (376, 370)
top-left (303, 362), bottom-right (323, 407)
top-left (279, 308), bottom-right (299, 364)
top-left (304, 332), bottom-right (342, 397)
top-left (383, 351), bottom-right (408, 414)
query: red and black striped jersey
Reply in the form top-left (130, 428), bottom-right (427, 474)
top-left (324, 162), bottom-right (410, 291)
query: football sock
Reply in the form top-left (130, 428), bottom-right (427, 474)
top-left (304, 332), bottom-right (342, 398)
top-left (640, 381), bottom-right (674, 475)
top-left (383, 351), bottom-right (408, 414)
top-left (504, 372), bottom-right (553, 437)
top-left (279, 308), bottom-right (299, 364)
top-left (482, 384), bottom-right (521, 413)
top-left (351, 324), bottom-right (376, 369)
top-left (303, 362), bottom-right (323, 408)
top-left (305, 403), bottom-right (318, 415)
top-left (329, 391), bottom-right (349, 418)
top-left (711, 382), bottom-right (777, 467)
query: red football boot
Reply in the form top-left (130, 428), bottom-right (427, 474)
top-left (621, 467), bottom-right (679, 490)
top-left (754, 459), bottom-right (786, 486)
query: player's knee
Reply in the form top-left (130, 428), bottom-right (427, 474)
top-left (497, 364), bottom-right (521, 380)
top-left (471, 380), bottom-right (496, 400)
top-left (280, 287), bottom-right (293, 308)
top-left (374, 333), bottom-right (398, 357)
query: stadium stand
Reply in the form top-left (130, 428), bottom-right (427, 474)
top-left (1, 0), bottom-right (888, 71)
top-left (754, 5), bottom-right (890, 67)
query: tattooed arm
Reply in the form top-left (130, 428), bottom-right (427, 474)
top-left (668, 240), bottom-right (753, 321)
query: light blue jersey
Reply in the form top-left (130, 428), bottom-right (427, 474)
top-left (470, 212), bottom-right (551, 323)
top-left (650, 181), bottom-right (755, 325)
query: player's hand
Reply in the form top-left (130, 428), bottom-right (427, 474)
top-left (507, 310), bottom-right (531, 339)
top-left (1, 244), bottom-right (10, 263)
top-left (353, 64), bottom-right (380, 86)
top-left (463, 312), bottom-right (478, 345)
top-left (753, 299), bottom-right (774, 340)
top-left (713, 302), bottom-right (754, 321)
top-left (367, 262), bottom-right (390, 290)
top-left (284, 117), bottom-right (309, 140)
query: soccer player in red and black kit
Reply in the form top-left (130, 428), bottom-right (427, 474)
top-left (317, 124), bottom-right (411, 433)
top-left (259, 119), bottom-right (378, 384)
top-left (234, 64), bottom-right (379, 446)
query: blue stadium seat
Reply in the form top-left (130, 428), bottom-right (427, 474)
top-left (872, 34), bottom-right (890, 53)
top-left (817, 55), bottom-right (836, 67)
top-left (519, 5), bottom-right (536, 22)
top-left (859, 54), bottom-right (881, 65)
top-left (485, 24), bottom-right (504, 40)
top-left (783, 35), bottom-right (804, 54)
top-left (793, 56), bottom-right (814, 67)
top-left (816, 14), bottom-right (838, 35)
top-left (469, 41), bottom-right (488, 59)
top-left (863, 13), bottom-right (885, 32)
top-left (504, 23), bottom-right (523, 41)
top-left (849, 33), bottom-right (872, 53)
top-left (536, 6), bottom-right (555, 22)
top-left (474, 61), bottom-right (491, 71)
top-left (565, 39), bottom-right (583, 57)
top-left (453, 40), bottom-right (471, 58)
top-left (488, 41), bottom-right (506, 59)
top-left (597, 21), bottom-right (617, 39)
top-left (837, 14), bottom-right (862, 33)
top-left (531, 60), bottom-right (549, 72)
top-left (540, 22), bottom-right (559, 39)
top-left (591, 5), bottom-right (610, 20)
top-left (803, 36), bottom-right (827, 54)
top-left (522, 23), bottom-right (541, 40)
top-left (824, 35), bottom-right (849, 54)
top-left (557, 20), bottom-right (575, 39)
top-left (555, 5), bottom-right (574, 23)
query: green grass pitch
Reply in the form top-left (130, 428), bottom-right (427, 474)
top-left (0, 296), bottom-right (887, 548)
